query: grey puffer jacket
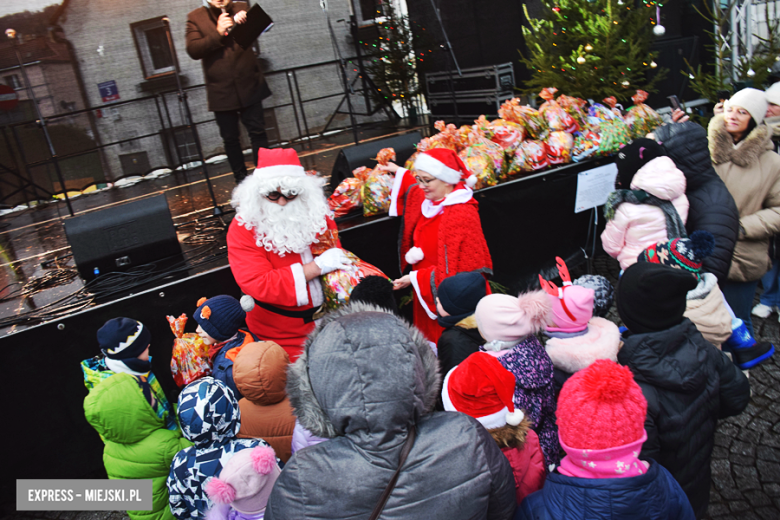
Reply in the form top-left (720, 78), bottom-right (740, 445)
top-left (265, 302), bottom-right (517, 520)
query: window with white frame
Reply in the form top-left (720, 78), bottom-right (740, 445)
top-left (4, 74), bottom-right (21, 89)
top-left (131, 18), bottom-right (175, 79)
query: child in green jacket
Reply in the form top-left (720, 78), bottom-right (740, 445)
top-left (84, 373), bottom-right (191, 520)
top-left (81, 317), bottom-right (176, 430)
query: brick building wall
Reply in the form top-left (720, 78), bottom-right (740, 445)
top-left (59, 0), bottom-right (387, 181)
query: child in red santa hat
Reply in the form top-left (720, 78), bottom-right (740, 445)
top-left (538, 257), bottom-right (621, 392)
top-left (516, 359), bottom-right (695, 519)
top-left (474, 290), bottom-right (559, 468)
top-left (377, 148), bottom-right (493, 344)
top-left (442, 352), bottom-right (546, 504)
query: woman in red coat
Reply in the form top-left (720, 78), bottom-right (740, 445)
top-left (379, 148), bottom-right (493, 343)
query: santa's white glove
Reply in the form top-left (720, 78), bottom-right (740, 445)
top-left (314, 248), bottom-right (352, 274)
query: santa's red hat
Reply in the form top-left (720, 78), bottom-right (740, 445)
top-left (442, 352), bottom-right (525, 429)
top-left (254, 148), bottom-right (306, 179)
top-left (414, 148), bottom-right (477, 188)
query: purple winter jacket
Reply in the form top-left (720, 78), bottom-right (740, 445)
top-left (482, 335), bottom-right (559, 468)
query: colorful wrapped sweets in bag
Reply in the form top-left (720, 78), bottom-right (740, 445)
top-left (539, 88), bottom-right (578, 133)
top-left (507, 140), bottom-right (549, 173)
top-left (488, 118), bottom-right (526, 153)
top-left (327, 166), bottom-right (371, 217)
top-left (598, 118), bottom-right (632, 155)
top-left (546, 131), bottom-right (574, 165)
top-left (556, 94), bottom-right (588, 133)
top-left (311, 228), bottom-right (390, 310)
top-left (498, 98), bottom-right (547, 139)
top-left (169, 313), bottom-right (211, 387)
top-left (361, 148), bottom-right (396, 217)
top-left (458, 129), bottom-right (505, 187)
top-left (572, 130), bottom-right (601, 162)
top-left (625, 90), bottom-right (664, 139)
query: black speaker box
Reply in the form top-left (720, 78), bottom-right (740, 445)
top-left (329, 131), bottom-right (422, 192)
top-left (64, 194), bottom-right (182, 281)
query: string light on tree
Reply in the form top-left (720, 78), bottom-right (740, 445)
top-left (747, 68), bottom-right (756, 78)
top-left (577, 55), bottom-right (586, 64)
top-left (585, 43), bottom-right (594, 52)
top-left (650, 60), bottom-right (657, 68)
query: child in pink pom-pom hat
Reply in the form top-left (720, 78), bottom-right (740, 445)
top-left (538, 257), bottom-right (621, 392)
top-left (474, 289), bottom-right (559, 468)
top-left (516, 360), bottom-right (695, 520)
top-left (205, 446), bottom-right (281, 520)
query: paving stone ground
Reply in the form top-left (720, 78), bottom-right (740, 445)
top-left (589, 254), bottom-right (780, 520)
top-left (4, 254), bottom-right (780, 520)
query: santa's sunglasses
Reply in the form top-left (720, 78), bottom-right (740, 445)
top-left (265, 191), bottom-right (298, 202)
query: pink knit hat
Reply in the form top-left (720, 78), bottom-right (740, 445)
top-left (474, 291), bottom-right (551, 343)
top-left (539, 257), bottom-right (595, 333)
top-left (556, 359), bottom-right (647, 450)
top-left (205, 446), bottom-right (281, 516)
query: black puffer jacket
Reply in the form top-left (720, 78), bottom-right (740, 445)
top-left (654, 123), bottom-right (739, 282)
top-left (618, 319), bottom-right (750, 519)
top-left (437, 315), bottom-right (483, 377)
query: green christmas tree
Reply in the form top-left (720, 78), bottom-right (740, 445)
top-left (520, 0), bottom-right (666, 102)
top-left (360, 1), bottom-right (426, 118)
top-left (685, 0), bottom-right (780, 103)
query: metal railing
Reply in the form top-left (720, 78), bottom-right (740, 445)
top-left (0, 56), bottom-right (425, 209)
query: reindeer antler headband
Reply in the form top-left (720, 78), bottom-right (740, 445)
top-left (538, 257), bottom-right (576, 321)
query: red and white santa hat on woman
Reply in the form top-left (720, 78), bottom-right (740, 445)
top-left (253, 148), bottom-right (307, 179)
top-left (442, 352), bottom-right (525, 430)
top-left (414, 148), bottom-right (477, 188)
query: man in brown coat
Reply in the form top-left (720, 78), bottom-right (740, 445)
top-left (185, 0), bottom-right (271, 183)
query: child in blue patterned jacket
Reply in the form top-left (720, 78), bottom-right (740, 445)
top-left (167, 377), bottom-right (268, 520)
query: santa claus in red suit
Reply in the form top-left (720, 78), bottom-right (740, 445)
top-left (378, 148), bottom-right (493, 344)
top-left (227, 148), bottom-right (351, 361)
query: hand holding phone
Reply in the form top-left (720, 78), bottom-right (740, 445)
top-left (668, 95), bottom-right (681, 111)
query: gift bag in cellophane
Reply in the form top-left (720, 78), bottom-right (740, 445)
top-left (538, 88), bottom-right (578, 133)
top-left (327, 166), bottom-right (371, 217)
top-left (546, 131), bottom-right (574, 165)
top-left (310, 226), bottom-right (340, 256)
top-left (519, 140), bottom-right (550, 171)
top-left (489, 119), bottom-right (525, 153)
top-left (572, 130), bottom-right (601, 162)
top-left (169, 313), bottom-right (211, 388)
top-left (459, 131), bottom-right (505, 188)
top-left (625, 90), bottom-right (664, 139)
top-left (427, 121), bottom-right (462, 151)
top-left (320, 250), bottom-right (390, 310)
top-left (598, 118), bottom-right (632, 156)
top-left (361, 148), bottom-right (396, 217)
top-left (557, 94), bottom-right (588, 133)
top-left (498, 98), bottom-right (547, 139)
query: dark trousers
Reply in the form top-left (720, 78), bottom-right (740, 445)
top-left (214, 100), bottom-right (268, 183)
top-left (721, 279), bottom-right (760, 336)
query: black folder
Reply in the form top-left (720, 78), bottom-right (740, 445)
top-left (230, 4), bottom-right (273, 49)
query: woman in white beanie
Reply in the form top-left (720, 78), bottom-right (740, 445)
top-left (708, 87), bottom-right (780, 368)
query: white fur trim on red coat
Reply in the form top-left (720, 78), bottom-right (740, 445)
top-left (253, 164), bottom-right (306, 178)
top-left (405, 246), bottom-right (425, 265)
top-left (410, 270), bottom-right (437, 320)
top-left (388, 167), bottom-right (409, 217)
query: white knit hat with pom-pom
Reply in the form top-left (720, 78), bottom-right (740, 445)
top-left (205, 445), bottom-right (280, 518)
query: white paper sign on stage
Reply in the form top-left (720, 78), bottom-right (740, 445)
top-left (574, 163), bottom-right (618, 213)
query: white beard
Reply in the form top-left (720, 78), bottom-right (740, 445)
top-left (231, 172), bottom-right (331, 256)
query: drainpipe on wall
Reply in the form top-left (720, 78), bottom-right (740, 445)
top-left (48, 0), bottom-right (112, 184)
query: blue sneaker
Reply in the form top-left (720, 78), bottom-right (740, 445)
top-left (723, 321), bottom-right (775, 369)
